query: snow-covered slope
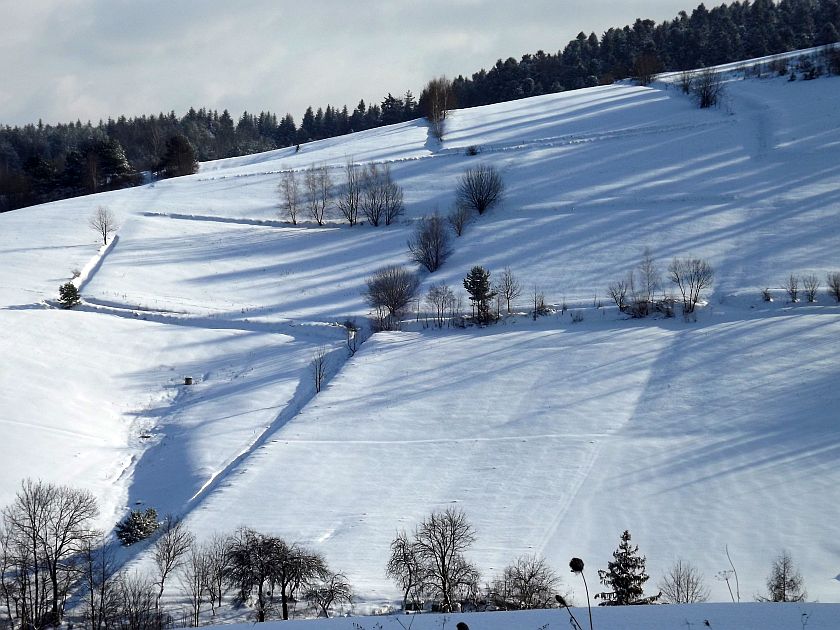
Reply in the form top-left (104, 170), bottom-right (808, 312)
top-left (2, 52), bottom-right (839, 610)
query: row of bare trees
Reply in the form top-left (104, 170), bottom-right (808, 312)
top-left (772, 271), bottom-right (840, 303)
top-left (278, 163), bottom-right (403, 227)
top-left (387, 508), bottom-right (809, 616)
top-left (608, 249), bottom-right (714, 318)
top-left (0, 481), bottom-right (352, 629)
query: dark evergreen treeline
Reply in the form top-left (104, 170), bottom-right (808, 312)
top-left (452, 0), bottom-right (840, 105)
top-left (2, 0), bottom-right (838, 212)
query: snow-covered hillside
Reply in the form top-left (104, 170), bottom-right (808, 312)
top-left (2, 51), bottom-right (839, 616)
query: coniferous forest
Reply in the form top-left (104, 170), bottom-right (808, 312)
top-left (1, 0), bottom-right (838, 212)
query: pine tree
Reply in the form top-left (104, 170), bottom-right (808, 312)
top-left (463, 266), bottom-right (497, 325)
top-left (115, 507), bottom-right (159, 545)
top-left (596, 530), bottom-right (660, 605)
top-left (58, 282), bottom-right (80, 308)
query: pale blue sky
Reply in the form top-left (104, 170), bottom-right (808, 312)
top-left (0, 0), bottom-right (694, 125)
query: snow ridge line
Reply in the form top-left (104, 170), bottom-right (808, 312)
top-left (183, 341), bottom-right (349, 510)
top-left (192, 119), bottom-right (732, 183)
top-left (273, 433), bottom-right (611, 446)
top-left (76, 234), bottom-right (120, 293)
top-left (75, 297), bottom-right (343, 341)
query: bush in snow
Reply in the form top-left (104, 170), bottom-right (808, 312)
top-left (802, 273), bottom-right (820, 303)
top-left (782, 273), bottom-right (799, 303)
top-left (488, 555), bottom-right (560, 610)
top-left (115, 507), bottom-right (159, 546)
top-left (658, 559), bottom-right (709, 603)
top-left (448, 204), bottom-right (472, 237)
top-left (456, 164), bottom-right (504, 215)
top-left (58, 282), bottom-right (81, 308)
top-left (692, 68), bottom-right (724, 109)
top-left (668, 257), bottom-right (714, 315)
top-left (407, 213), bottom-right (452, 273)
top-left (363, 265), bottom-right (420, 331)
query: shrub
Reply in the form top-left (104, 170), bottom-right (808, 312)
top-left (363, 265), bottom-right (420, 331)
top-left (668, 257), bottom-right (714, 314)
top-left (693, 68), bottom-right (724, 109)
top-left (802, 274), bottom-right (819, 303)
top-left (408, 213), bottom-right (452, 273)
top-left (58, 282), bottom-right (81, 308)
top-left (658, 559), bottom-right (709, 603)
top-left (448, 204), bottom-right (472, 237)
top-left (115, 507), bottom-right (159, 546)
top-left (456, 164), bottom-right (505, 215)
top-left (782, 274), bottom-right (799, 302)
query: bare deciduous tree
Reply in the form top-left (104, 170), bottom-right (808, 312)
top-left (827, 271), bottom-right (840, 302)
top-left (783, 274), bottom-right (800, 302)
top-left (382, 166), bottom-right (404, 226)
top-left (80, 538), bottom-right (122, 630)
top-left (343, 320), bottom-right (360, 356)
top-left (223, 528), bottom-right (275, 622)
top-left (448, 204), bottom-right (472, 236)
top-left (152, 516), bottom-right (194, 611)
top-left (426, 283), bottom-right (456, 329)
top-left (637, 247), bottom-right (661, 305)
top-left (802, 273), bottom-right (820, 303)
top-left (178, 544), bottom-right (209, 627)
top-left (313, 346), bottom-right (328, 393)
top-left (223, 528), bottom-right (328, 622)
top-left (304, 164), bottom-right (332, 226)
top-left (608, 277), bottom-right (630, 313)
top-left (758, 550), bottom-right (806, 602)
top-left (361, 163), bottom-right (403, 226)
top-left (408, 213), bottom-right (452, 273)
top-left (116, 572), bottom-right (158, 630)
top-left (363, 265), bottom-right (420, 331)
top-left (658, 559), bottom-right (709, 604)
top-left (456, 164), bottom-right (505, 215)
top-left (1, 479), bottom-right (100, 628)
top-left (386, 530), bottom-right (426, 611)
top-left (337, 162), bottom-right (362, 226)
top-left (413, 507), bottom-right (479, 612)
top-left (89, 206), bottom-right (118, 244)
top-left (498, 267), bottom-right (522, 314)
top-left (304, 572), bottom-right (352, 618)
top-left (278, 171), bottom-right (301, 225)
top-left (420, 76), bottom-right (455, 140)
top-left (204, 534), bottom-right (231, 617)
top-left (668, 257), bottom-right (714, 314)
top-left (490, 555), bottom-right (560, 610)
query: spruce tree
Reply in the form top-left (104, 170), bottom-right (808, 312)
top-left (597, 530), bottom-right (659, 605)
top-left (463, 266), bottom-right (497, 324)
top-left (58, 282), bottom-right (80, 308)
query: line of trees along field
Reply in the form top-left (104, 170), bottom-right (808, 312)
top-left (0, 481), bottom-right (810, 628)
top-left (2, 0), bottom-right (839, 212)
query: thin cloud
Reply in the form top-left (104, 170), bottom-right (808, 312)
top-left (0, 0), bottom-right (692, 125)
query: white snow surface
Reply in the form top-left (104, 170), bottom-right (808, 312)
top-left (2, 56), bottom-right (840, 617)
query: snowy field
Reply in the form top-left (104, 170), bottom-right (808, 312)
top-left (2, 50), bottom-right (839, 620)
top-left (221, 603), bottom-right (840, 630)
